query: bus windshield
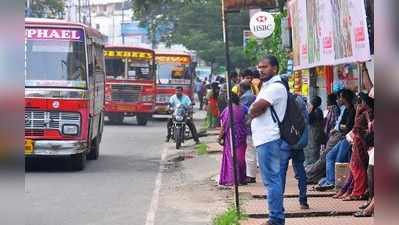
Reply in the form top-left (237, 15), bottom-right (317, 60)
top-left (25, 29), bottom-right (87, 88)
top-left (157, 62), bottom-right (192, 85)
top-left (105, 57), bottom-right (153, 80)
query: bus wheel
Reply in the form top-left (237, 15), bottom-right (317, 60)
top-left (109, 113), bottom-right (124, 124)
top-left (70, 153), bottom-right (86, 171)
top-left (87, 137), bottom-right (100, 160)
top-left (136, 114), bottom-right (148, 126)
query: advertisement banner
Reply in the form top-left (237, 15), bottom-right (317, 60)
top-left (288, 0), bottom-right (371, 70)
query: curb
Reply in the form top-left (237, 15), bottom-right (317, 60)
top-left (248, 210), bottom-right (357, 219)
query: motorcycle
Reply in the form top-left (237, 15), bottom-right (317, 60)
top-left (170, 104), bottom-right (192, 149)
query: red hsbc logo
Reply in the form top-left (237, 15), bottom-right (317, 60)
top-left (256, 16), bottom-right (267, 23)
top-left (25, 28), bottom-right (84, 41)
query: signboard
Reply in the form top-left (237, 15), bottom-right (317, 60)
top-left (104, 50), bottom-right (153, 60)
top-left (223, 0), bottom-right (278, 11)
top-left (25, 28), bottom-right (84, 42)
top-left (155, 56), bottom-right (190, 64)
top-left (288, 0), bottom-right (371, 70)
top-left (249, 11), bottom-right (275, 39)
top-left (121, 22), bottom-right (148, 36)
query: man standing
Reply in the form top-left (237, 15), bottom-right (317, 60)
top-left (166, 86), bottom-right (200, 144)
top-left (194, 78), bottom-right (205, 110)
top-left (249, 56), bottom-right (287, 225)
top-left (239, 81), bottom-right (257, 183)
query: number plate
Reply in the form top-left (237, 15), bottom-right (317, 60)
top-left (117, 105), bottom-right (135, 111)
top-left (24, 139), bottom-right (34, 155)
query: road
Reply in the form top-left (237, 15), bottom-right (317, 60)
top-left (25, 117), bottom-right (169, 225)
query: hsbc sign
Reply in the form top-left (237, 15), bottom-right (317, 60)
top-left (249, 11), bottom-right (275, 39)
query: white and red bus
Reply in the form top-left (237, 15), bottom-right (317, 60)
top-left (24, 18), bottom-right (106, 170)
top-left (154, 51), bottom-right (195, 114)
top-left (104, 46), bottom-right (156, 125)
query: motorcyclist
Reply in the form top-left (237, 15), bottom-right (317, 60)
top-left (166, 86), bottom-right (200, 144)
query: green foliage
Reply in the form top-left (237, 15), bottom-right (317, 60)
top-left (244, 12), bottom-right (289, 74)
top-left (195, 143), bottom-right (208, 155)
top-left (213, 207), bottom-right (247, 225)
top-left (132, 0), bottom-right (252, 71)
top-left (29, 0), bottom-right (64, 19)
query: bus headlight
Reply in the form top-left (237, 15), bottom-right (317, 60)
top-left (62, 124), bottom-right (79, 135)
top-left (141, 95), bottom-right (154, 102)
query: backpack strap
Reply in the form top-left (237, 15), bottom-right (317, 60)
top-left (270, 80), bottom-right (289, 124)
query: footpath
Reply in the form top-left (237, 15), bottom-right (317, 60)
top-left (168, 109), bottom-right (373, 225)
top-left (200, 123), bottom-right (373, 224)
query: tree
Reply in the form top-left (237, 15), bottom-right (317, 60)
top-left (28, 0), bottom-right (64, 19)
top-left (244, 12), bottom-right (289, 74)
top-left (132, 0), bottom-right (253, 72)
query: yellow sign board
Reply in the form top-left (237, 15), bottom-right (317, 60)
top-left (104, 50), bottom-right (153, 60)
top-left (155, 56), bottom-right (190, 64)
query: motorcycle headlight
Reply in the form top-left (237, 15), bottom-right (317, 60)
top-left (175, 115), bottom-right (184, 121)
top-left (62, 124), bottom-right (79, 135)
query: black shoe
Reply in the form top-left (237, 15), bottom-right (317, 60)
top-left (246, 176), bottom-right (256, 183)
top-left (300, 203), bottom-right (310, 209)
top-left (315, 185), bottom-right (334, 191)
top-left (165, 137), bottom-right (170, 143)
top-left (195, 140), bottom-right (200, 145)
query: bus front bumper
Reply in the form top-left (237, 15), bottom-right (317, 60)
top-left (25, 140), bottom-right (88, 157)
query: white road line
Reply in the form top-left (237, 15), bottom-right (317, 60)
top-left (144, 145), bottom-right (168, 225)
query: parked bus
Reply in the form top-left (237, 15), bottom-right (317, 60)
top-left (104, 46), bottom-right (156, 125)
top-left (154, 51), bottom-right (195, 114)
top-left (24, 18), bottom-right (106, 170)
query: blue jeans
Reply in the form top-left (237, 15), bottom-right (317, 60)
top-left (257, 139), bottom-right (285, 225)
top-left (280, 147), bottom-right (308, 205)
top-left (323, 139), bottom-right (351, 186)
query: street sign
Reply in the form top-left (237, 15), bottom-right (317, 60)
top-left (249, 11), bottom-right (275, 39)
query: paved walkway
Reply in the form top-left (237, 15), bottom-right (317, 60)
top-left (238, 165), bottom-right (373, 224)
top-left (202, 134), bottom-right (373, 225)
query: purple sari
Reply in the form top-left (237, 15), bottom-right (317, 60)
top-left (219, 104), bottom-right (248, 186)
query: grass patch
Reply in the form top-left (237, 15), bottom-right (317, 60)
top-left (213, 206), bottom-right (247, 225)
top-left (195, 143), bottom-right (208, 155)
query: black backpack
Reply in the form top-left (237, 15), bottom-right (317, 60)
top-left (270, 81), bottom-right (306, 145)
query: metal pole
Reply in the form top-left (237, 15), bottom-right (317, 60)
top-left (122, 1), bottom-right (125, 44)
top-left (221, 6), bottom-right (240, 215)
top-left (78, 0), bottom-right (81, 23)
top-left (88, 0), bottom-right (92, 26)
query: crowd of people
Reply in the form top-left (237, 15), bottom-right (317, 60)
top-left (196, 55), bottom-right (375, 225)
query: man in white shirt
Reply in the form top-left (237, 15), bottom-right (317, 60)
top-left (249, 55), bottom-right (287, 225)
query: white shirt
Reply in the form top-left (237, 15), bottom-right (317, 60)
top-left (169, 94), bottom-right (192, 108)
top-left (251, 76), bottom-right (288, 147)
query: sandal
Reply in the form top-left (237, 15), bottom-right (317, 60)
top-left (353, 210), bottom-right (373, 217)
top-left (343, 195), bottom-right (367, 201)
top-left (359, 201), bottom-right (371, 210)
top-left (332, 191), bottom-right (345, 199)
top-left (339, 192), bottom-right (351, 199)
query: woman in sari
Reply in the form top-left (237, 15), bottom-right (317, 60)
top-left (206, 82), bottom-right (220, 128)
top-left (342, 93), bottom-right (374, 200)
top-left (217, 93), bottom-right (248, 186)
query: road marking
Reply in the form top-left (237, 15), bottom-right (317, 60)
top-left (144, 145), bottom-right (168, 225)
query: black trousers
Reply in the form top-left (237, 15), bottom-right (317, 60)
top-left (197, 92), bottom-right (204, 110)
top-left (167, 118), bottom-right (199, 142)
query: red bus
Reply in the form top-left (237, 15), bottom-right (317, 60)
top-left (104, 46), bottom-right (156, 125)
top-left (154, 51), bottom-right (195, 114)
top-left (24, 18), bottom-right (106, 170)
